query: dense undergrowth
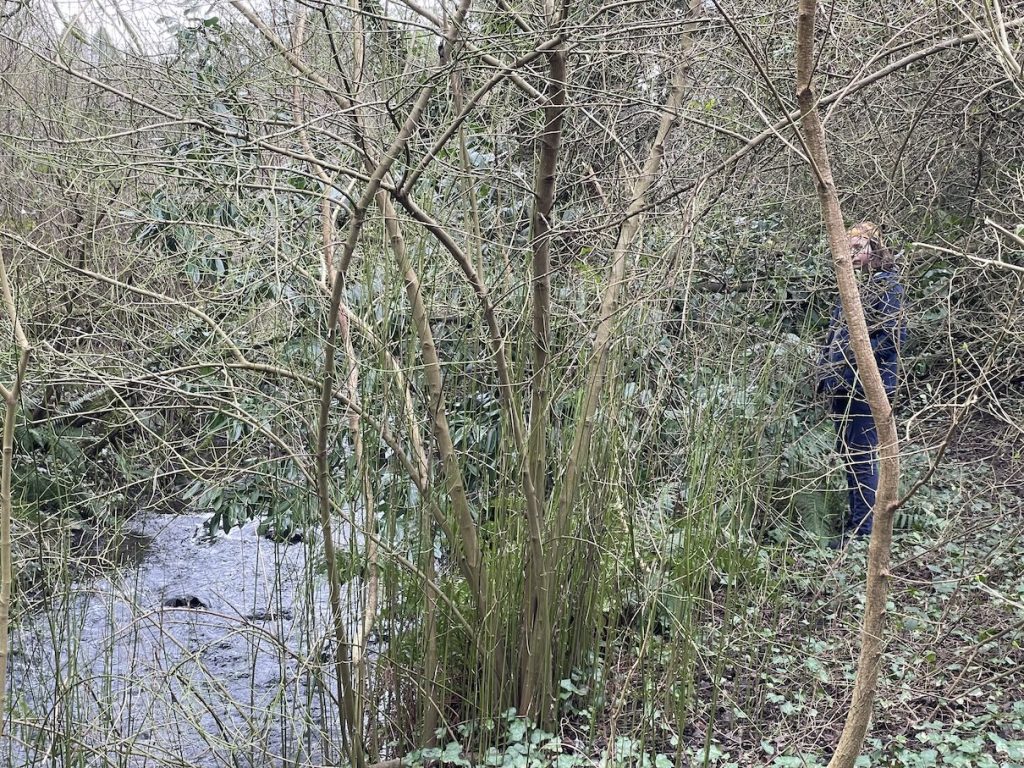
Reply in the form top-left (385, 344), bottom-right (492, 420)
top-left (394, 417), bottom-right (1024, 767)
top-left (7, 406), bottom-right (1022, 767)
top-left (2, 1), bottom-right (1024, 765)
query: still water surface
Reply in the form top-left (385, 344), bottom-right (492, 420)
top-left (6, 515), bottom-right (349, 768)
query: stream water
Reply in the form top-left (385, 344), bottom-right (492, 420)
top-left (5, 514), bottom-right (352, 768)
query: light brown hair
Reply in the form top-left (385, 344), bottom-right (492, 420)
top-left (847, 220), bottom-right (894, 269)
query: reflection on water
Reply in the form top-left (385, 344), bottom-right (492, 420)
top-left (5, 515), bottom-right (351, 768)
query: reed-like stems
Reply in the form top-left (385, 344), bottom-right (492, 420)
top-left (0, 243), bottom-right (29, 740)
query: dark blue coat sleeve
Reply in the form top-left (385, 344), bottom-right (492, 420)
top-left (866, 275), bottom-right (906, 395)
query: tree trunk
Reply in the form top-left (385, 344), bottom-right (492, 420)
top-left (794, 3), bottom-right (901, 767)
top-left (520, 37), bottom-right (567, 723)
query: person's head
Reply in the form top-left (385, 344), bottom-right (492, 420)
top-left (847, 221), bottom-right (892, 271)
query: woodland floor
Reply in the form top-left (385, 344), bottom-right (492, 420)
top-left (664, 411), bottom-right (1024, 767)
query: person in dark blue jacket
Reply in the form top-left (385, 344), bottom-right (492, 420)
top-left (818, 222), bottom-right (907, 546)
